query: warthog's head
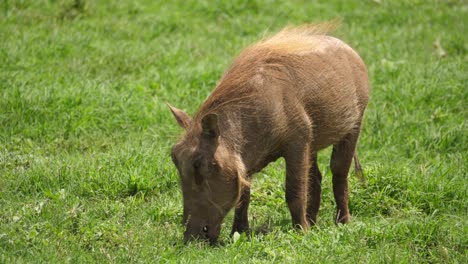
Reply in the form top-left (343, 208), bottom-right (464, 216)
top-left (168, 104), bottom-right (248, 243)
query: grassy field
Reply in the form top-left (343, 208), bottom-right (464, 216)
top-left (1, 0), bottom-right (466, 262)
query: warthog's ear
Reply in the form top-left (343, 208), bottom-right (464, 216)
top-left (201, 113), bottom-right (220, 139)
top-left (167, 103), bottom-right (192, 130)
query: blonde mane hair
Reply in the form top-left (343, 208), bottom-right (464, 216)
top-left (255, 21), bottom-right (340, 54)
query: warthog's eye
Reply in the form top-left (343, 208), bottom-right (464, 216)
top-left (193, 153), bottom-right (203, 170)
top-left (202, 226), bottom-right (208, 233)
top-left (193, 156), bottom-right (203, 185)
top-left (193, 159), bottom-right (201, 169)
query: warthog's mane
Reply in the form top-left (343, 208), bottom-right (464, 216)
top-left (194, 21), bottom-right (340, 123)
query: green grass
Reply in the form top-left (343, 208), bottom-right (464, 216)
top-left (1, 0), bottom-right (466, 262)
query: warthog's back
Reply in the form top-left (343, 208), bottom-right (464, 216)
top-left (197, 24), bottom-right (369, 153)
top-left (260, 33), bottom-right (370, 150)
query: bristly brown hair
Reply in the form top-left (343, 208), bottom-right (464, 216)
top-left (194, 20), bottom-right (341, 122)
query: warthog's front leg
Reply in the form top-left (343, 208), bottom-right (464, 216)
top-left (284, 142), bottom-right (310, 230)
top-left (231, 187), bottom-right (250, 235)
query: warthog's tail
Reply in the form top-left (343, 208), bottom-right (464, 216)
top-left (353, 152), bottom-right (366, 184)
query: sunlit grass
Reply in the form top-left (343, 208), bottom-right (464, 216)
top-left (0, 0), bottom-right (466, 262)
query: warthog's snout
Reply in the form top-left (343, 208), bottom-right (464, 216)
top-left (184, 224), bottom-right (221, 244)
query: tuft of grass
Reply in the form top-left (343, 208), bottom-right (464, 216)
top-left (1, 0), bottom-right (466, 262)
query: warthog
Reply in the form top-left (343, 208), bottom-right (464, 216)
top-left (168, 22), bottom-right (369, 243)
